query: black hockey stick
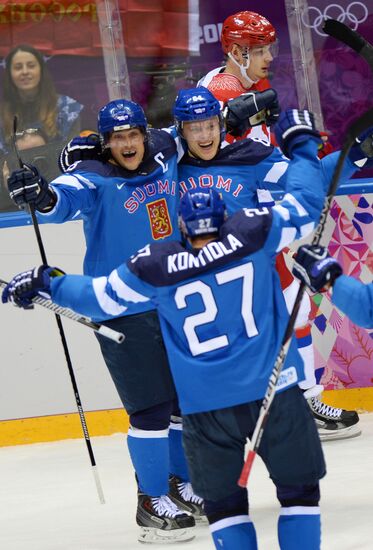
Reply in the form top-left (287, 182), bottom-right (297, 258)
top-left (0, 277), bottom-right (124, 343)
top-left (238, 106), bottom-right (373, 487)
top-left (323, 19), bottom-right (373, 72)
top-left (11, 117), bottom-right (106, 504)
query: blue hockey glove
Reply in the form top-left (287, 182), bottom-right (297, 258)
top-left (1, 265), bottom-right (65, 309)
top-left (59, 133), bottom-right (102, 173)
top-left (7, 164), bottom-right (56, 211)
top-left (274, 109), bottom-right (323, 159)
top-left (348, 127), bottom-right (373, 168)
top-left (224, 89), bottom-right (280, 137)
top-left (292, 245), bottom-right (343, 293)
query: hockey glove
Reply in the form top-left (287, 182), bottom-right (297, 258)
top-left (274, 109), bottom-right (323, 159)
top-left (292, 245), bottom-right (343, 293)
top-left (59, 133), bottom-right (102, 173)
top-left (1, 265), bottom-right (65, 309)
top-left (348, 127), bottom-right (373, 169)
top-left (7, 164), bottom-right (56, 211)
top-left (224, 89), bottom-right (280, 137)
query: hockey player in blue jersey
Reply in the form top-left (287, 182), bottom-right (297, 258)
top-left (2, 118), bottom-right (330, 549)
top-left (293, 244), bottom-right (373, 328)
top-left (173, 87), bottom-right (366, 440)
top-left (5, 90), bottom-right (283, 543)
top-left (6, 99), bottom-right (200, 544)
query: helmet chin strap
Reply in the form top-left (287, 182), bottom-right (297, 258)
top-left (228, 49), bottom-right (258, 88)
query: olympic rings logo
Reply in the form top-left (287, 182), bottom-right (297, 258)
top-left (302, 2), bottom-right (369, 36)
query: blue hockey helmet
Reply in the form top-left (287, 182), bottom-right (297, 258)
top-left (179, 188), bottom-right (226, 237)
top-left (98, 99), bottom-right (148, 145)
top-left (173, 87), bottom-right (224, 138)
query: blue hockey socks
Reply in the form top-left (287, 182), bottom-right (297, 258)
top-left (210, 516), bottom-right (258, 549)
top-left (169, 419), bottom-right (190, 481)
top-left (278, 507), bottom-right (321, 549)
top-left (127, 426), bottom-right (169, 496)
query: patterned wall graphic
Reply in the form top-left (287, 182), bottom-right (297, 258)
top-left (310, 193), bottom-right (373, 390)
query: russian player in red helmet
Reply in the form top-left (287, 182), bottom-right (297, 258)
top-left (198, 11), bottom-right (278, 144)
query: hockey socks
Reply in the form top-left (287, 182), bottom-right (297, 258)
top-left (169, 419), bottom-right (190, 481)
top-left (278, 507), bottom-right (321, 549)
top-left (210, 516), bottom-right (258, 550)
top-left (127, 426), bottom-right (169, 496)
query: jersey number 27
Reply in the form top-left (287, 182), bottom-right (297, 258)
top-left (175, 262), bottom-right (259, 356)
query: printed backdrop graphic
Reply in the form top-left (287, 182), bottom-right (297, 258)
top-left (310, 193), bottom-right (373, 391)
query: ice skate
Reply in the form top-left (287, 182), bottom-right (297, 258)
top-left (169, 475), bottom-right (207, 524)
top-left (309, 397), bottom-right (361, 441)
top-left (136, 492), bottom-right (196, 544)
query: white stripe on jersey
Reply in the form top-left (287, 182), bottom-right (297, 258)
top-left (52, 174), bottom-right (85, 189)
top-left (300, 221), bottom-right (315, 238)
top-left (283, 193), bottom-right (308, 216)
top-left (275, 227), bottom-right (297, 252)
top-left (280, 506), bottom-right (320, 516)
top-left (263, 161), bottom-right (288, 183)
top-left (108, 270), bottom-right (149, 304)
top-left (197, 66), bottom-right (224, 88)
top-left (273, 203), bottom-right (290, 221)
top-left (92, 276), bottom-right (127, 316)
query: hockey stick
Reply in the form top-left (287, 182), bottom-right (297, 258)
top-left (11, 117), bottom-right (106, 504)
top-left (238, 106), bottom-right (373, 487)
top-left (0, 278), bottom-right (124, 343)
top-left (323, 19), bottom-right (373, 72)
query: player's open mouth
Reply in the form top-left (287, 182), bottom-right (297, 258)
top-left (199, 141), bottom-right (214, 149)
top-left (122, 151), bottom-right (137, 158)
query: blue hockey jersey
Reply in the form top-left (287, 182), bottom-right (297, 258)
top-left (38, 129), bottom-right (179, 318)
top-left (50, 140), bottom-right (327, 414)
top-left (178, 138), bottom-right (357, 212)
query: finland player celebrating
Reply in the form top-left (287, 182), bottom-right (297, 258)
top-left (6, 100), bottom-right (202, 544)
top-left (3, 115), bottom-right (330, 549)
top-left (174, 86), bottom-right (364, 440)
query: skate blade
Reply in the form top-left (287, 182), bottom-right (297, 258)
top-left (138, 526), bottom-right (196, 544)
top-left (319, 424), bottom-right (362, 442)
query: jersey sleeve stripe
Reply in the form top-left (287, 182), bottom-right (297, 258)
top-left (52, 174), bottom-right (85, 189)
top-left (108, 270), bottom-right (150, 303)
top-left (263, 161), bottom-right (288, 183)
top-left (272, 204), bottom-right (290, 220)
top-left (92, 276), bottom-right (128, 316)
top-left (275, 227), bottom-right (297, 252)
top-left (282, 193), bottom-right (308, 216)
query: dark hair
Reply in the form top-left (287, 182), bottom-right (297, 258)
top-left (1, 44), bottom-right (58, 144)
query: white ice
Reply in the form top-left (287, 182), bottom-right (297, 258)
top-left (1, 414), bottom-right (373, 550)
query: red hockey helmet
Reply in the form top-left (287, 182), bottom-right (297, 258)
top-left (221, 11), bottom-right (276, 54)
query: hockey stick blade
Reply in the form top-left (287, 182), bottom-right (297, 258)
top-left (238, 106), bottom-right (373, 489)
top-left (323, 19), bottom-right (373, 72)
top-left (0, 278), bottom-right (125, 344)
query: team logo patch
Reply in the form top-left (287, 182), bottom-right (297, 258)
top-left (146, 198), bottom-right (173, 240)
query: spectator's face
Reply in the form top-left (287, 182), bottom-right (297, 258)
top-left (108, 128), bottom-right (145, 170)
top-left (16, 132), bottom-right (46, 151)
top-left (10, 51), bottom-right (41, 95)
top-left (182, 116), bottom-right (221, 161)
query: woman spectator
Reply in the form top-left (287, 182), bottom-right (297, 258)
top-left (0, 44), bottom-right (83, 154)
